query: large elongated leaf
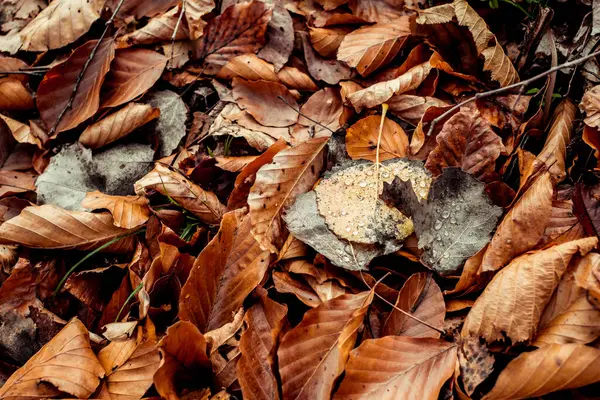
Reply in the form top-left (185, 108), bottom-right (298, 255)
top-left (37, 39), bottom-right (115, 133)
top-left (196, 1), bottom-right (273, 74)
top-left (483, 344), bottom-right (600, 400)
top-left (179, 209), bottom-right (270, 332)
top-left (101, 49), bottom-right (168, 108)
top-left (0, 319), bottom-right (104, 399)
top-left (20, 0), bottom-right (103, 51)
top-left (278, 291), bottom-right (373, 400)
top-left (248, 137), bottom-right (328, 253)
top-left (337, 21), bottom-right (411, 77)
top-left (333, 336), bottom-right (457, 400)
top-left (537, 99), bottom-right (576, 181)
top-left (462, 237), bottom-right (598, 343)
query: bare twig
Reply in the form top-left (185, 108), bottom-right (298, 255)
top-left (277, 95), bottom-right (335, 134)
top-left (0, 70), bottom-right (45, 76)
top-left (169, 0), bottom-right (186, 70)
top-left (48, 0), bottom-right (127, 137)
top-left (426, 48), bottom-right (600, 137)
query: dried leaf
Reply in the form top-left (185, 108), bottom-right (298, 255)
top-left (81, 191), bottom-right (151, 229)
top-left (333, 336), bottom-right (457, 400)
top-left (481, 172), bottom-right (554, 272)
top-left (425, 108), bottom-right (505, 182)
top-left (37, 39), bottom-right (115, 133)
top-left (238, 288), bottom-right (287, 400)
top-left (309, 26), bottom-right (351, 58)
top-left (248, 137), bottom-right (328, 252)
top-left (196, 1), bottom-right (273, 75)
top-left (337, 20), bottom-right (411, 77)
top-left (135, 164), bottom-right (226, 225)
top-left (0, 170), bottom-right (36, 199)
top-left (458, 337), bottom-right (494, 396)
top-left (381, 272), bottom-right (445, 338)
top-left (349, 0), bottom-right (404, 23)
top-left (273, 270), bottom-right (321, 307)
top-left (101, 49), bottom-right (168, 108)
top-left (117, 7), bottom-right (189, 48)
top-left (387, 95), bottom-right (449, 125)
top-left (580, 85), bottom-right (600, 128)
top-left (0, 319), bottom-right (104, 399)
top-left (179, 209), bottom-right (270, 332)
top-left (0, 79), bottom-right (34, 110)
top-left (277, 66), bottom-right (319, 91)
top-left (147, 90), bottom-right (188, 157)
top-left (453, 0), bottom-right (493, 54)
top-left (537, 99), bottom-right (576, 181)
top-left (293, 87), bottom-right (348, 142)
top-left (20, 0), bottom-right (103, 51)
top-left (278, 291), bottom-right (373, 399)
top-left (416, 3), bottom-right (455, 24)
top-left (257, 3), bottom-right (294, 72)
top-left (481, 41), bottom-right (519, 87)
top-left (0, 113), bottom-right (40, 147)
top-left (185, 0), bottom-right (215, 40)
top-left (300, 31), bottom-right (353, 85)
top-left (79, 103), bottom-right (160, 149)
top-left (232, 78), bottom-right (299, 127)
top-left (462, 237), bottom-right (598, 343)
top-left (216, 54), bottom-right (279, 82)
top-left (483, 344), bottom-right (600, 400)
top-left (346, 115), bottom-right (409, 161)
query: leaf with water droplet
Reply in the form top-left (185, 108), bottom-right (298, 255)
top-left (381, 167), bottom-right (502, 275)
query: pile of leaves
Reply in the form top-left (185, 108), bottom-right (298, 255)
top-left (2, 0), bottom-right (600, 398)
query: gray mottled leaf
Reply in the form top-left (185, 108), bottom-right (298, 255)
top-left (147, 90), bottom-right (188, 157)
top-left (382, 167), bottom-right (502, 275)
top-left (94, 143), bottom-right (154, 195)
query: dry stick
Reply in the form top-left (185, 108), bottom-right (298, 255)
top-left (0, 70), bottom-right (45, 76)
top-left (277, 95), bottom-right (335, 134)
top-left (426, 48), bottom-right (600, 137)
top-left (48, 0), bottom-right (127, 137)
top-left (169, 0), bottom-right (186, 70)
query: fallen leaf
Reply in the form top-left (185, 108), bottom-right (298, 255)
top-left (248, 137), bottom-right (328, 252)
top-left (580, 85), bottom-right (600, 128)
top-left (387, 94), bottom-right (449, 125)
top-left (238, 287), bottom-right (287, 400)
top-left (135, 164), bottom-right (226, 225)
top-left (79, 103), bottom-right (160, 149)
top-left (537, 99), bottom-right (576, 181)
top-left (381, 272), bottom-right (445, 338)
top-left (453, 0), bottom-right (493, 54)
top-left (195, 1), bottom-right (273, 74)
top-left (163, 41), bottom-right (193, 68)
top-left (462, 237), bottom-right (598, 343)
top-left (481, 41), bottom-right (520, 87)
top-left (300, 31), bottom-right (353, 85)
top-left (416, 3), bottom-right (455, 24)
top-left (112, 0), bottom-right (180, 19)
top-left (257, 2), bottom-right (294, 72)
top-left (117, 7), bottom-right (189, 48)
top-left (278, 291), bottom-right (373, 399)
top-left (337, 20), bottom-right (411, 77)
top-left (147, 90), bottom-right (189, 157)
top-left (333, 336), bottom-right (457, 400)
top-left (81, 191), bottom-right (151, 229)
top-left (185, 0), bottom-right (215, 40)
top-left (179, 209), bottom-right (270, 332)
top-left (349, 0), bottom-right (405, 23)
top-left (309, 26), bottom-right (351, 58)
top-left (573, 182), bottom-right (600, 238)
top-left (215, 155), bottom-right (259, 172)
top-left (0, 318), bottom-right (104, 399)
top-left (216, 54), bottom-right (279, 82)
top-left (20, 0), bottom-right (103, 51)
top-left (0, 113), bottom-right (40, 148)
top-left (346, 115), bottom-right (409, 161)
top-left (425, 107), bottom-right (506, 182)
top-left (0, 79), bottom-right (34, 110)
top-left (277, 66), bottom-right (319, 91)
top-left (458, 337), bottom-right (494, 396)
top-left (101, 48), bottom-right (168, 108)
top-left (232, 78), bottom-right (299, 127)
top-left (205, 307), bottom-right (244, 352)
top-left (273, 270), bottom-right (322, 307)
top-left (93, 143), bottom-right (155, 195)
top-left (37, 39), bottom-right (115, 133)
top-left (0, 170), bottom-right (36, 199)
top-left (293, 87), bottom-right (348, 142)
top-left (382, 167), bottom-right (503, 275)
top-left (483, 344), bottom-right (600, 400)
top-left (481, 172), bottom-right (554, 272)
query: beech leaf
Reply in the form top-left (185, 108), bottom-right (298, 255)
top-left (537, 99), bottom-right (576, 181)
top-left (81, 191), bottom-right (151, 229)
top-left (346, 115), bottom-right (409, 162)
top-left (232, 78), bottom-right (299, 127)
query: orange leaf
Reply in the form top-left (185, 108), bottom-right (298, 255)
top-left (333, 336), bottom-right (457, 400)
top-left (293, 87), bottom-right (349, 143)
top-left (232, 78), bottom-right (299, 127)
top-left (346, 115), bottom-right (409, 162)
top-left (277, 66), bottom-right (319, 91)
top-left (537, 99), bottom-right (576, 181)
top-left (117, 7), bottom-right (189, 48)
top-left (580, 85), bottom-right (600, 128)
top-left (387, 94), bottom-right (449, 125)
top-left (216, 54), bottom-right (279, 82)
top-left (381, 272), bottom-right (445, 338)
top-left (309, 26), bottom-right (351, 58)
top-left (81, 191), bottom-right (151, 229)
top-left (278, 291), bottom-right (373, 399)
top-left (185, 0), bottom-right (215, 40)
top-left (37, 39), bottom-right (115, 133)
top-left (0, 113), bottom-right (40, 147)
top-left (179, 209), bottom-right (270, 332)
top-left (0, 318), bottom-right (104, 399)
top-left (0, 79), bottom-right (34, 110)
top-left (273, 270), bottom-right (322, 307)
top-left (0, 170), bottom-right (36, 198)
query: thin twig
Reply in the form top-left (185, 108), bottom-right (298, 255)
top-left (48, 0), bottom-right (127, 137)
top-left (0, 70), bottom-right (45, 76)
top-left (278, 95), bottom-right (335, 134)
top-left (169, 0), bottom-right (186, 70)
top-left (426, 48), bottom-right (600, 137)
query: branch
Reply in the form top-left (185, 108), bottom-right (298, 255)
top-left (426, 48), bottom-right (600, 137)
top-left (48, 0), bottom-right (126, 137)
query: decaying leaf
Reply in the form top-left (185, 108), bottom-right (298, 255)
top-left (537, 99), bottom-right (576, 181)
top-left (309, 26), bottom-right (351, 58)
top-left (147, 90), bottom-right (188, 157)
top-left (257, 2), bottom-right (294, 72)
top-left (580, 85), bottom-right (600, 128)
top-left (81, 191), bottom-right (151, 229)
top-left (346, 115), bottom-right (409, 162)
top-left (117, 7), bottom-right (189, 48)
top-left (293, 87), bottom-right (348, 142)
top-left (0, 79), bottom-right (34, 110)
top-left (232, 78), bottom-right (299, 127)
top-left (185, 0), bottom-right (215, 40)
top-left (458, 337), bottom-right (495, 396)
top-left (387, 95), bottom-right (449, 125)
top-left (300, 31), bottom-right (353, 85)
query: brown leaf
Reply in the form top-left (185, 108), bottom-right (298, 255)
top-left (0, 79), bottom-right (34, 110)
top-left (37, 39), bottom-right (115, 133)
top-left (257, 3), bottom-right (294, 71)
top-left (79, 103), bottom-right (160, 149)
top-left (101, 48), bottom-right (168, 108)
top-left (387, 94), bottom-right (449, 125)
top-left (458, 337), bottom-right (494, 396)
top-left (238, 288), bottom-right (287, 400)
top-left (277, 66), bottom-right (319, 91)
top-left (483, 344), bottom-right (600, 400)
top-left (81, 191), bottom-right (151, 229)
top-left (110, 0), bottom-right (179, 19)
top-left (0, 113), bottom-right (40, 148)
top-left (248, 137), bottom-right (328, 252)
top-left (425, 107), bottom-right (505, 182)
top-left (135, 164), bottom-right (226, 225)
top-left (349, 0), bottom-right (405, 23)
top-left (580, 85), bottom-right (600, 128)
top-left (348, 61), bottom-right (432, 112)
top-left (272, 270), bottom-right (322, 307)
top-left (232, 78), bottom-right (299, 127)
top-left (0, 170), bottom-right (36, 198)
top-left (453, 0), bottom-right (492, 54)
top-left (0, 318), bottom-right (104, 399)
top-left (416, 3), bottom-right (455, 24)
top-left (333, 336), bottom-right (457, 400)
top-left (346, 115), bottom-right (409, 162)
top-left (216, 54), bottom-right (279, 82)
top-left (462, 237), bottom-right (598, 343)
top-left (300, 31), bottom-right (353, 85)
top-left (179, 209), bottom-right (270, 332)
top-left (293, 87), bottom-right (348, 142)
top-left (185, 0), bottom-right (215, 40)
top-left (481, 41), bottom-right (519, 87)
top-left (537, 99), bottom-right (576, 181)
top-left (0, 205), bottom-right (135, 250)
top-left (20, 0), bottom-right (103, 51)
top-left (278, 291), bottom-right (373, 399)
top-left (309, 26), bottom-right (351, 58)
top-left (337, 20), bottom-right (411, 77)
top-left (196, 1), bottom-right (273, 75)
top-left (481, 172), bottom-right (554, 272)
top-left (381, 272), bottom-right (445, 338)
top-left (215, 155), bottom-right (258, 172)
top-left (117, 7), bottom-right (189, 48)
